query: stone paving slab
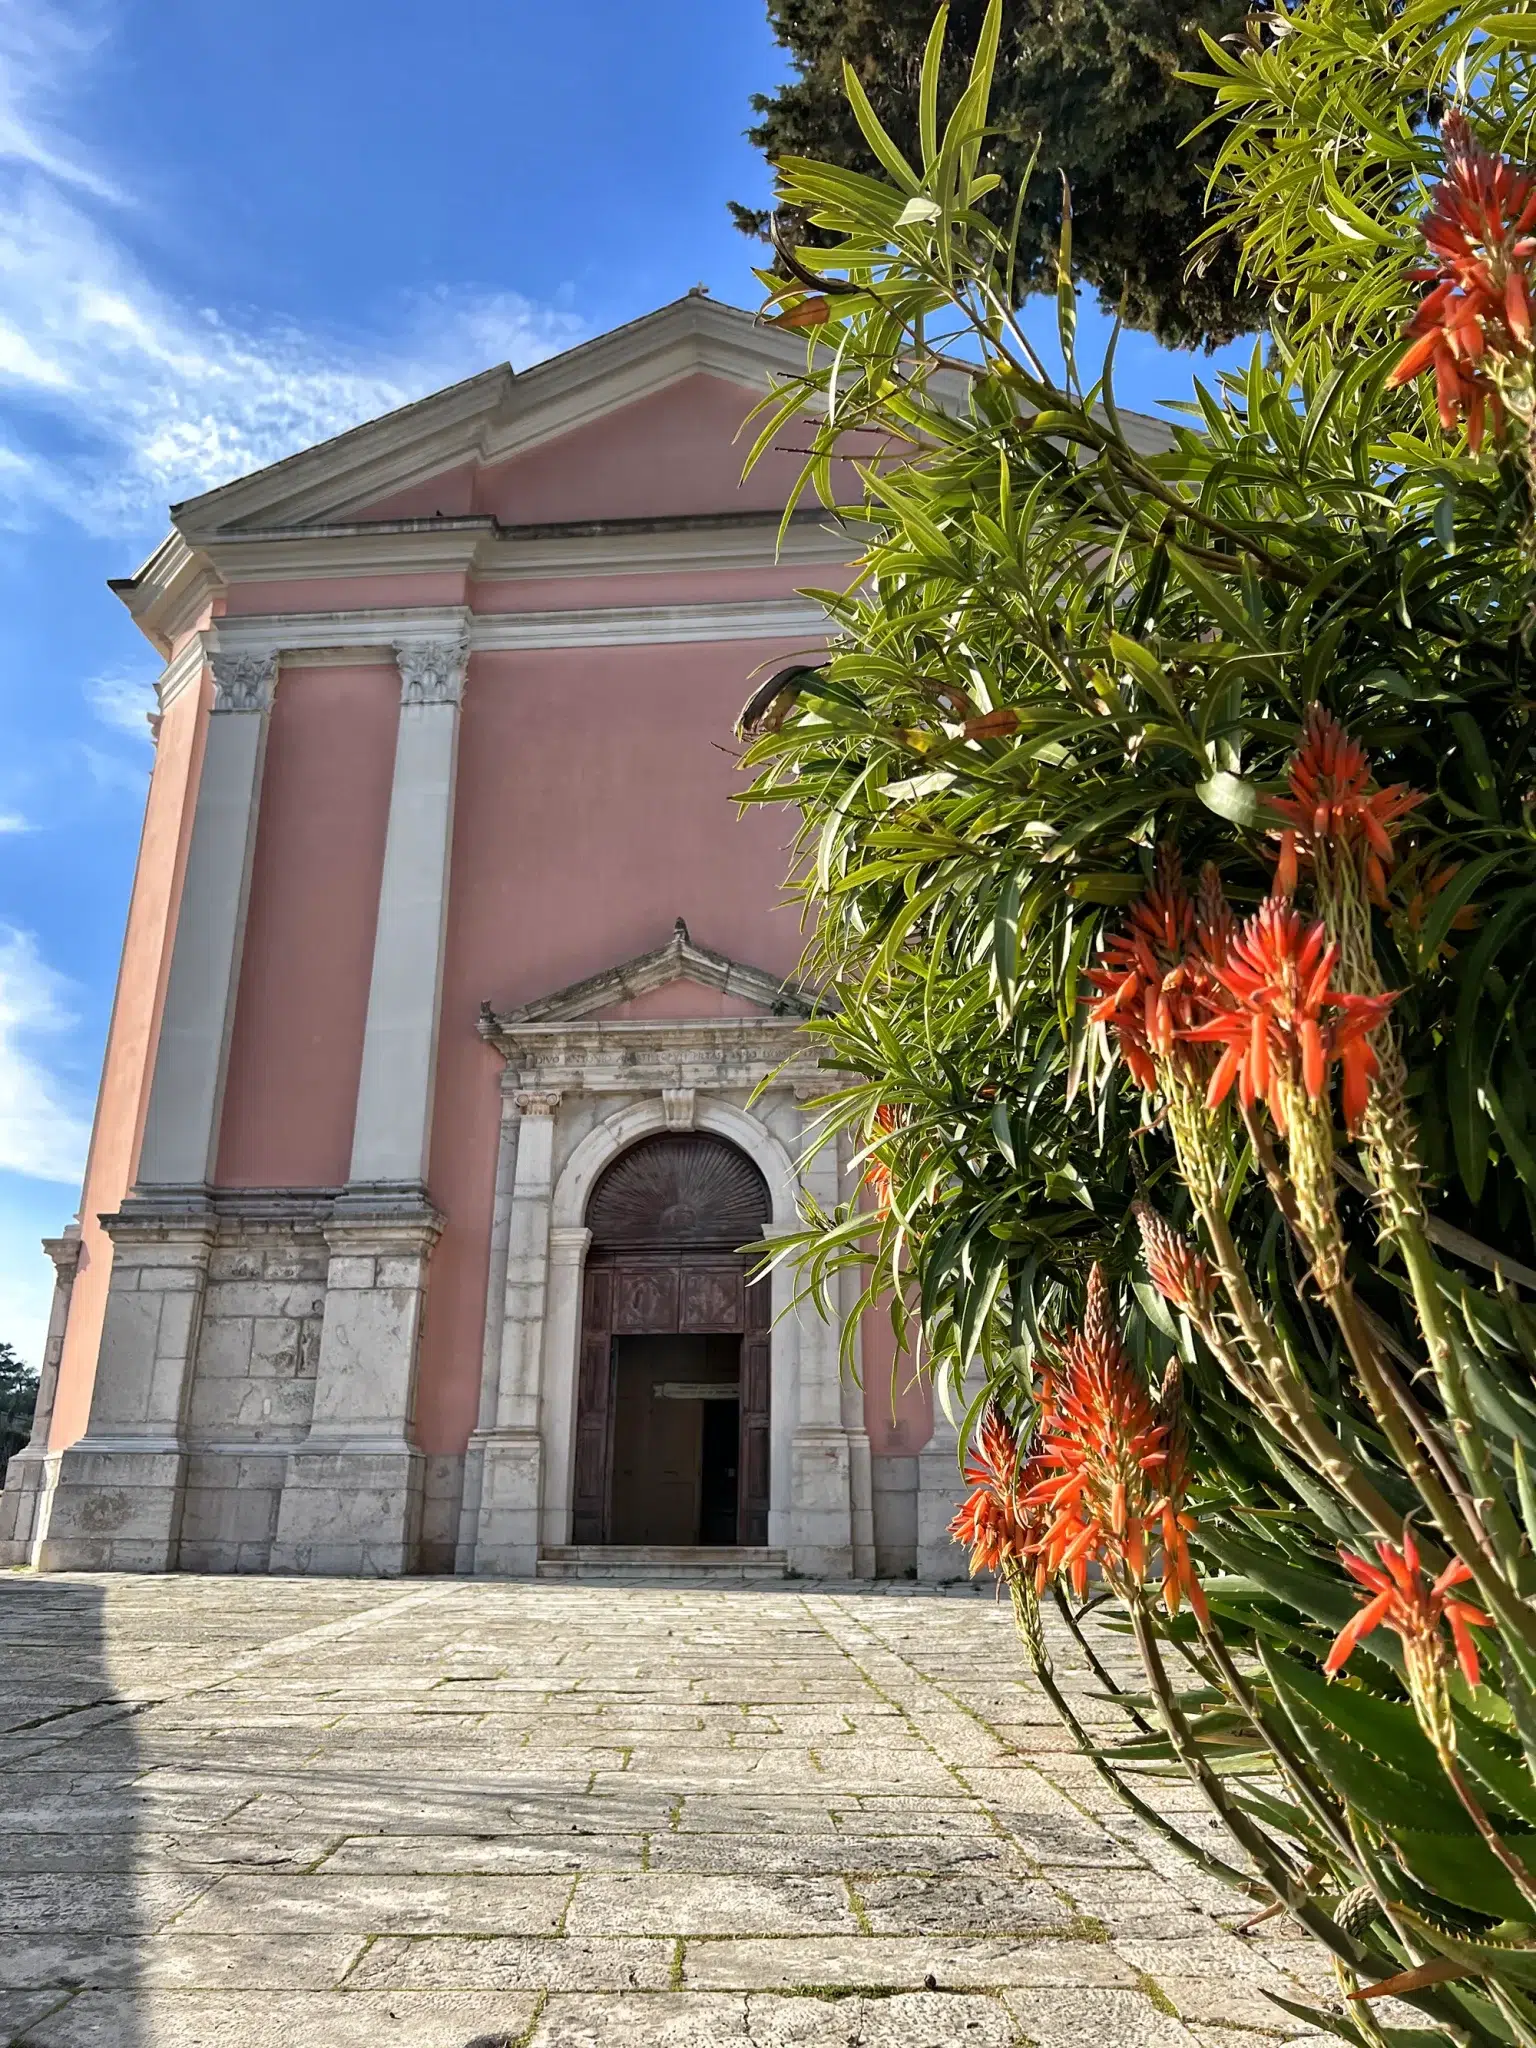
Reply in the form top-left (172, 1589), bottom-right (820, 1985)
top-left (0, 1573), bottom-right (1360, 2045)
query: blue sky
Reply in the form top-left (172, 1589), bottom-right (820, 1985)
top-left (0, 0), bottom-right (1250, 1371)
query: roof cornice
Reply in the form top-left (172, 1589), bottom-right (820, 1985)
top-left (193, 506), bottom-right (864, 586)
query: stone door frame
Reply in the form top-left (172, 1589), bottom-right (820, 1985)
top-left (455, 993), bottom-right (876, 1577)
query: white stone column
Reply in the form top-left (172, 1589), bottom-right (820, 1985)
top-left (271, 634), bottom-right (469, 1577)
top-left (786, 1102), bottom-right (857, 1578)
top-left (468, 1089), bottom-right (561, 1577)
top-left (0, 1226), bottom-right (81, 1566)
top-left (538, 1223), bottom-right (592, 1550)
top-left (347, 632), bottom-right (469, 1195)
top-left (42, 650), bottom-right (277, 1571)
top-left (916, 1355), bottom-right (987, 1583)
top-left (455, 1086), bottom-right (522, 1571)
top-left (137, 650), bottom-right (277, 1192)
top-left (839, 1258), bottom-right (877, 1579)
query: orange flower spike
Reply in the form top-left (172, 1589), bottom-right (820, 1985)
top-left (1085, 850), bottom-right (1229, 1092)
top-left (1324, 1531), bottom-right (1493, 1692)
top-left (1185, 896), bottom-right (1398, 1135)
top-left (1022, 1266), bottom-right (1203, 1615)
top-left (862, 1104), bottom-right (901, 1216)
top-left (1271, 706), bottom-right (1424, 881)
top-left (1390, 110), bottom-right (1536, 438)
top-left (948, 1402), bottom-right (1039, 1579)
top-left (1134, 1204), bottom-right (1217, 1321)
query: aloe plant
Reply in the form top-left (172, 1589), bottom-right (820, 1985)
top-left (740, 3), bottom-right (1536, 2038)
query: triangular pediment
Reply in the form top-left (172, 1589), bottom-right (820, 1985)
top-left (165, 297), bottom-right (812, 541)
top-left (480, 923), bottom-right (814, 1033)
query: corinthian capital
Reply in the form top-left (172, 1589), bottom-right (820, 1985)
top-left (395, 635), bottom-right (470, 708)
top-left (210, 649), bottom-right (277, 714)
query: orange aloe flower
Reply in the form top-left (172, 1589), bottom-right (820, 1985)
top-left (863, 1103), bottom-right (901, 1216)
top-left (1325, 1524), bottom-right (1492, 1694)
top-left (1134, 1204), bottom-right (1218, 1322)
top-left (949, 1402), bottom-right (1039, 1578)
top-left (1389, 111), bottom-right (1536, 447)
top-left (1271, 707), bottom-right (1423, 905)
top-left (1085, 849), bottom-right (1220, 1090)
top-left (1184, 897), bottom-right (1398, 1136)
top-left (1023, 1266), bottom-right (1206, 1621)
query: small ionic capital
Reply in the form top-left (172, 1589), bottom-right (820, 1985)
top-left (514, 1089), bottom-right (562, 1119)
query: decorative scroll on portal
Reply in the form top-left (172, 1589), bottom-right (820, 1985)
top-left (586, 1132), bottom-right (769, 1250)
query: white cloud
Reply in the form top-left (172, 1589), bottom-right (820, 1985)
top-left (0, 4), bottom-right (585, 537)
top-left (85, 667), bottom-right (156, 739)
top-left (0, 925), bottom-right (91, 1184)
top-left (0, 1), bottom-right (120, 204)
top-left (0, 1217), bottom-right (56, 1374)
top-left (0, 813), bottom-right (29, 833)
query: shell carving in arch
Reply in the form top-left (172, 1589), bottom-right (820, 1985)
top-left (586, 1133), bottom-right (770, 1250)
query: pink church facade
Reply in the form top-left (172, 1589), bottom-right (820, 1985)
top-left (0, 297), bottom-right (966, 1583)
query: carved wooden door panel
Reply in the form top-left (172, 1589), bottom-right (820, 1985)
top-left (739, 1273), bottom-right (771, 1545)
top-left (680, 1263), bottom-right (745, 1333)
top-left (612, 1261), bottom-right (680, 1333)
top-left (572, 1264), bottom-right (614, 1542)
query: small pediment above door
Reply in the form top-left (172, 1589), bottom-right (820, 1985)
top-left (481, 922), bottom-right (813, 1033)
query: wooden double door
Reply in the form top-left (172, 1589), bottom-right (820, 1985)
top-left (573, 1252), bottom-right (770, 1545)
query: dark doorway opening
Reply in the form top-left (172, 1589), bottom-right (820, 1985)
top-left (573, 1132), bottom-right (772, 1547)
top-left (609, 1333), bottom-right (740, 1545)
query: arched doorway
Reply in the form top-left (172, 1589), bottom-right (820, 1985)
top-left (572, 1132), bottom-right (771, 1547)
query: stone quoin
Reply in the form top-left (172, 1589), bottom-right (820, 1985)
top-left (0, 297), bottom-right (973, 1582)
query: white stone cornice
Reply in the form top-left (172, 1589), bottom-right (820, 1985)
top-left (211, 597), bottom-right (830, 658)
top-left (209, 648), bottom-right (277, 714)
top-left (395, 634), bottom-right (470, 706)
top-left (473, 598), bottom-right (828, 650)
top-left (191, 509), bottom-right (863, 587)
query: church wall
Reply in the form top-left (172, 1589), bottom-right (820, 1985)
top-left (222, 573), bottom-right (470, 617)
top-left (468, 374), bottom-right (817, 525)
top-left (48, 670), bottom-right (209, 1452)
top-left (471, 564), bottom-right (827, 614)
top-left (416, 636), bottom-right (811, 1463)
top-left (215, 662), bottom-right (399, 1188)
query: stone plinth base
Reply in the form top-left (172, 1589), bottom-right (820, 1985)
top-left (35, 1443), bottom-right (188, 1572)
top-left (786, 1427), bottom-right (855, 1580)
top-left (270, 1443), bottom-right (423, 1576)
top-left (916, 1437), bottom-right (970, 1584)
top-left (465, 1429), bottom-right (541, 1578)
top-left (0, 1447), bottom-right (57, 1568)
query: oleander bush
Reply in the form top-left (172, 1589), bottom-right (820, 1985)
top-left (739, 3), bottom-right (1536, 2038)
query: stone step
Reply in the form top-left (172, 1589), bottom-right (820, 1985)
top-left (536, 1544), bottom-right (789, 1583)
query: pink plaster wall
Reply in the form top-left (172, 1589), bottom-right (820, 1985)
top-left (348, 462), bottom-right (478, 523)
top-left (51, 673), bottom-right (209, 1450)
top-left (594, 981), bottom-right (768, 1021)
top-left (215, 664), bottom-right (398, 1187)
top-left (860, 1301), bottom-right (934, 1456)
top-left (222, 573), bottom-right (469, 616)
top-left (415, 639), bottom-right (811, 1456)
top-left (467, 376), bottom-right (831, 526)
top-left (471, 565), bottom-right (839, 614)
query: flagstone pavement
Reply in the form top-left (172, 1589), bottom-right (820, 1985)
top-left (0, 1573), bottom-right (1353, 2047)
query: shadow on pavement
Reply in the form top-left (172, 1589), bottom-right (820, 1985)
top-left (0, 1574), bottom-right (145, 2047)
